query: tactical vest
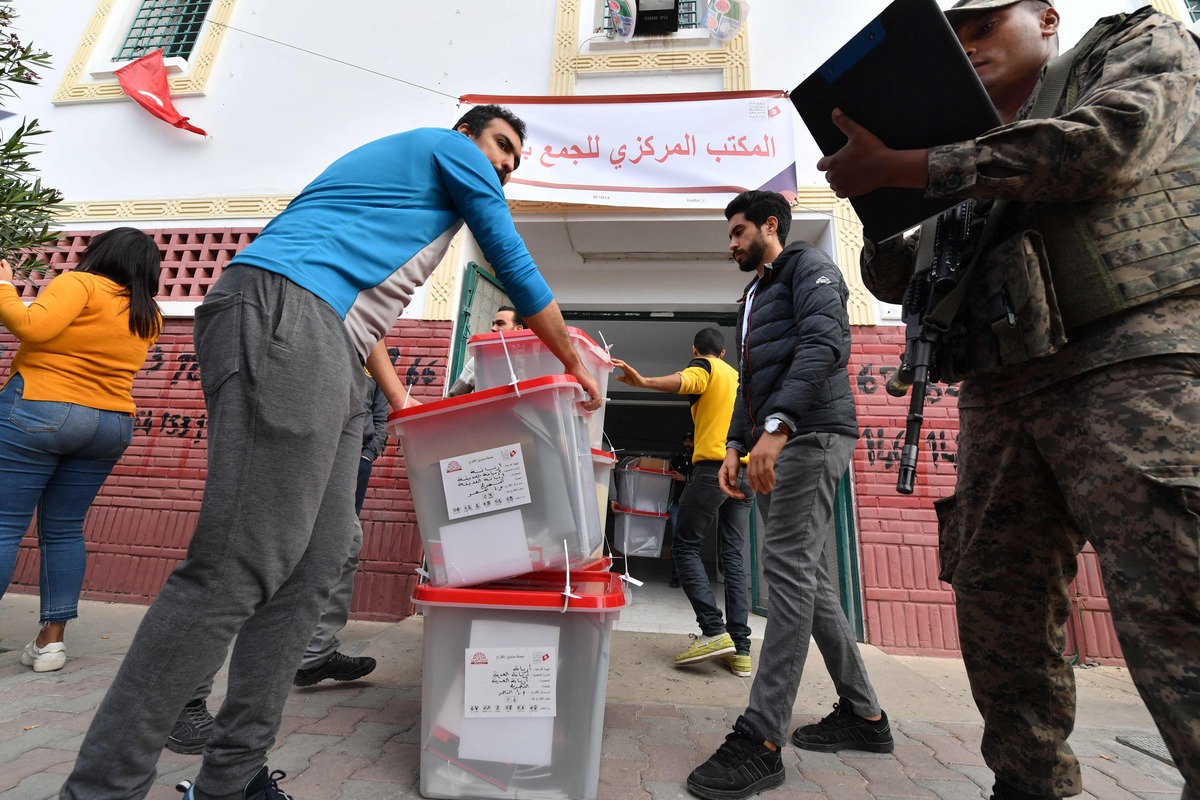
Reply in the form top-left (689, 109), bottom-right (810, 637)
top-left (1039, 8), bottom-right (1200, 331)
top-left (935, 9), bottom-right (1200, 383)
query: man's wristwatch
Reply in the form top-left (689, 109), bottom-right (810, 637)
top-left (764, 417), bottom-right (792, 437)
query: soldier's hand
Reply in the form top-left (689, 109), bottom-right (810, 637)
top-left (817, 109), bottom-right (929, 198)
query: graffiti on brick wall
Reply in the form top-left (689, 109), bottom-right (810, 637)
top-left (387, 348), bottom-right (440, 387)
top-left (855, 363), bottom-right (959, 471)
top-left (125, 347), bottom-right (444, 442)
top-left (855, 363), bottom-right (958, 404)
top-left (136, 347), bottom-right (208, 440)
top-left (134, 408), bottom-right (207, 439)
top-left (862, 427), bottom-right (958, 470)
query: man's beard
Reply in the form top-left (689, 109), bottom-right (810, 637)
top-left (735, 237), bottom-right (765, 273)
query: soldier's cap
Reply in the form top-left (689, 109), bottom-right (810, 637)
top-left (944, 0), bottom-right (1052, 22)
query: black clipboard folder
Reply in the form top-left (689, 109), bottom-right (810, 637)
top-left (790, 0), bottom-right (1001, 241)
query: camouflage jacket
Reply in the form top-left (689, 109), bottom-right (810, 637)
top-left (863, 7), bottom-right (1200, 406)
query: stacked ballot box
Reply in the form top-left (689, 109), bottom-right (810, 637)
top-left (388, 375), bottom-right (605, 587)
top-left (611, 456), bottom-right (675, 558)
top-left (413, 573), bottom-right (625, 800)
top-left (467, 327), bottom-right (613, 448)
top-left (389, 371), bottom-right (623, 800)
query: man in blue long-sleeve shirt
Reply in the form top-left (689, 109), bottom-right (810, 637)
top-left (62, 105), bottom-right (602, 800)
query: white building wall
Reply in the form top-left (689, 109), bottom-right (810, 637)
top-left (14, 0), bottom-right (559, 202)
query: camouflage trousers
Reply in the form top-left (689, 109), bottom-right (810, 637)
top-left (937, 354), bottom-right (1199, 800)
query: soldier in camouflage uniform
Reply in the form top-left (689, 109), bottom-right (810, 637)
top-left (817, 1), bottom-right (1200, 799)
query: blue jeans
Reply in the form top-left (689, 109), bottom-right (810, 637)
top-left (0, 373), bottom-right (132, 622)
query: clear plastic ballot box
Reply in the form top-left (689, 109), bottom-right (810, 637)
top-left (413, 572), bottom-right (626, 800)
top-left (591, 447), bottom-right (616, 528)
top-left (612, 505), bottom-right (669, 558)
top-left (614, 456), bottom-right (675, 514)
top-left (466, 327), bottom-right (613, 447)
top-left (387, 375), bottom-right (602, 588)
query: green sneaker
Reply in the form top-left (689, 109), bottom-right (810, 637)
top-left (720, 652), bottom-right (752, 677)
top-left (674, 632), bottom-right (736, 665)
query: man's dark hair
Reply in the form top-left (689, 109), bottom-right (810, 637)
top-left (724, 190), bottom-right (792, 247)
top-left (453, 105), bottom-right (527, 145)
top-left (497, 305), bottom-right (524, 327)
top-left (693, 327), bottom-right (725, 357)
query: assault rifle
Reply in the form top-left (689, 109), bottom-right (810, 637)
top-left (885, 199), bottom-right (989, 494)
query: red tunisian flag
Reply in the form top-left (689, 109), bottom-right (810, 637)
top-left (115, 50), bottom-right (207, 136)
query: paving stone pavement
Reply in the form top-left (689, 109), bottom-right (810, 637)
top-left (0, 593), bottom-right (1185, 800)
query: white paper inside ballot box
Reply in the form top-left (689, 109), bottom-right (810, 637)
top-left (437, 509), bottom-right (534, 586)
top-left (459, 622), bottom-right (560, 765)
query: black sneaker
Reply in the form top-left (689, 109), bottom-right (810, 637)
top-left (177, 765), bottom-right (294, 800)
top-left (991, 781), bottom-right (1061, 800)
top-left (791, 700), bottom-right (895, 753)
top-left (687, 715), bottom-right (784, 800)
top-left (166, 698), bottom-right (214, 754)
top-left (293, 650), bottom-right (376, 687)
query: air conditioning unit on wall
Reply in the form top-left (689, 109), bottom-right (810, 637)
top-left (634, 0), bottom-right (680, 36)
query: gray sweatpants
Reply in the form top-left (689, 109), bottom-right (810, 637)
top-left (743, 431), bottom-right (881, 746)
top-left (62, 266), bottom-right (366, 800)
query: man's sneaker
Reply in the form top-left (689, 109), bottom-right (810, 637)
top-left (719, 652), bottom-right (752, 677)
top-left (293, 650), bottom-right (376, 687)
top-left (166, 698), bottom-right (214, 754)
top-left (991, 781), bottom-right (1062, 800)
top-left (674, 632), bottom-right (736, 666)
top-left (687, 715), bottom-right (784, 800)
top-left (791, 699), bottom-right (895, 753)
top-left (177, 765), bottom-right (294, 800)
top-left (20, 639), bottom-right (66, 672)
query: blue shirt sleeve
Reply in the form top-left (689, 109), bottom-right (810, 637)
top-left (432, 135), bottom-right (554, 317)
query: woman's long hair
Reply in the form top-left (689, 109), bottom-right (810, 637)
top-left (74, 227), bottom-right (163, 339)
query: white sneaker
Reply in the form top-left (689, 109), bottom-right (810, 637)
top-left (21, 640), bottom-right (66, 672)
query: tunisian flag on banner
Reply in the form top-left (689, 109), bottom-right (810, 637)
top-left (115, 50), bottom-right (207, 136)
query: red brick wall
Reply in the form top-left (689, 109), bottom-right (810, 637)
top-left (848, 325), bottom-right (1123, 663)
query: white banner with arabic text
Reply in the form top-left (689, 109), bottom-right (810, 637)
top-left (460, 91), bottom-right (796, 209)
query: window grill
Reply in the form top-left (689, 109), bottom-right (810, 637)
top-left (116, 0), bottom-right (213, 61)
top-left (1186, 0), bottom-right (1200, 22)
top-left (601, 1), bottom-right (700, 36)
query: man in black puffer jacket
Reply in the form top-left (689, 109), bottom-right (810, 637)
top-left (685, 191), bottom-right (891, 800)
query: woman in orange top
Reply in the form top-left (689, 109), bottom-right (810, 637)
top-left (0, 227), bottom-right (162, 672)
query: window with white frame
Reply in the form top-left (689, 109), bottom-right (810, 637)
top-left (115, 0), bottom-right (214, 61)
top-left (601, 0), bottom-right (701, 38)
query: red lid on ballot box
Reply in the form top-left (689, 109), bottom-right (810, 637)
top-left (386, 373), bottom-right (585, 427)
top-left (412, 570), bottom-right (625, 611)
top-left (611, 505), bottom-right (671, 519)
top-left (467, 326), bottom-right (612, 367)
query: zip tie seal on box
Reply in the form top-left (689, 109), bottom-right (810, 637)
top-left (498, 330), bottom-right (521, 396)
top-left (619, 552), bottom-right (644, 588)
top-left (560, 538), bottom-right (581, 612)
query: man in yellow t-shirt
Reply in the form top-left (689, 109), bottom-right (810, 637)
top-left (612, 327), bottom-right (752, 676)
